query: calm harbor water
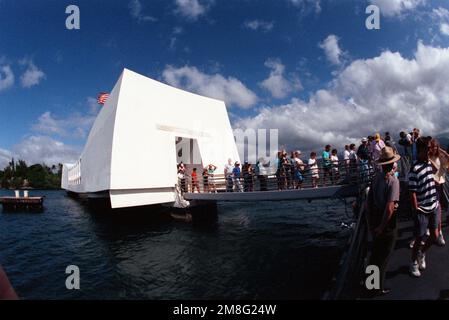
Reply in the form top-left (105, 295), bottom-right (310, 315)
top-left (0, 190), bottom-right (352, 300)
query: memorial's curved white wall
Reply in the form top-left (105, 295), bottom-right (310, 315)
top-left (62, 68), bottom-right (240, 208)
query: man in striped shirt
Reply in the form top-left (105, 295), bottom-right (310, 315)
top-left (409, 136), bottom-right (440, 277)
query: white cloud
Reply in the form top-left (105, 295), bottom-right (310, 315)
top-left (432, 7), bottom-right (449, 37)
top-left (440, 23), bottom-right (449, 36)
top-left (0, 97), bottom-right (98, 167)
top-left (12, 136), bottom-right (80, 166)
top-left (19, 58), bottom-right (45, 88)
top-left (0, 95), bottom-right (102, 168)
top-left (0, 65), bottom-right (14, 91)
top-left (129, 0), bottom-right (157, 23)
top-left (0, 148), bottom-right (13, 169)
top-left (289, 0), bottom-right (321, 14)
top-left (244, 20), bottom-right (274, 32)
top-left (369, 0), bottom-right (426, 17)
top-left (260, 58), bottom-right (302, 99)
top-left (162, 65), bottom-right (258, 109)
top-left (0, 136), bottom-right (81, 168)
top-left (319, 35), bottom-right (343, 65)
top-left (32, 97), bottom-right (99, 139)
top-left (433, 7), bottom-right (449, 20)
top-left (32, 110), bottom-right (97, 139)
top-left (236, 41), bottom-right (449, 154)
top-left (32, 112), bottom-right (66, 136)
top-left (175, 0), bottom-right (209, 20)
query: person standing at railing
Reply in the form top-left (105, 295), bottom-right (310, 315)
top-left (275, 152), bottom-right (282, 190)
top-left (224, 159), bottom-right (234, 192)
top-left (282, 150), bottom-right (290, 189)
top-left (349, 143), bottom-right (358, 183)
top-left (385, 132), bottom-right (397, 153)
top-left (248, 163), bottom-right (255, 191)
top-left (293, 151), bottom-right (305, 189)
top-left (177, 164), bottom-right (187, 193)
top-left (410, 128), bottom-right (421, 162)
top-left (357, 138), bottom-right (370, 183)
top-left (322, 145), bottom-right (332, 186)
top-left (287, 152), bottom-right (296, 189)
top-left (366, 146), bottom-right (401, 296)
top-left (397, 131), bottom-right (412, 178)
top-left (276, 151), bottom-right (288, 190)
top-left (330, 149), bottom-right (340, 185)
top-left (308, 152), bottom-right (319, 188)
top-left (256, 158), bottom-right (269, 191)
top-left (202, 168), bottom-right (209, 193)
top-left (384, 132), bottom-right (392, 144)
top-left (207, 164), bottom-right (217, 193)
top-left (371, 133), bottom-right (386, 164)
top-left (284, 152), bottom-right (294, 189)
top-left (232, 161), bottom-right (243, 192)
top-left (242, 161), bottom-right (253, 192)
top-left (344, 145), bottom-right (351, 177)
top-left (191, 168), bottom-right (201, 193)
top-left (367, 136), bottom-right (373, 155)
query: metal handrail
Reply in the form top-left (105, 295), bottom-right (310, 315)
top-left (323, 187), bottom-right (369, 300)
top-left (177, 159), bottom-right (376, 194)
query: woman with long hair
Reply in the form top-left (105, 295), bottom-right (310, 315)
top-left (429, 138), bottom-right (446, 246)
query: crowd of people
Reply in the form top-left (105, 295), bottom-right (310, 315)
top-left (365, 128), bottom-right (449, 296)
top-left (176, 131), bottom-right (414, 194)
top-left (176, 128), bottom-right (449, 298)
top-left (176, 129), bottom-right (446, 194)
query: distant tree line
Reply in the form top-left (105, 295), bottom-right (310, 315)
top-left (0, 159), bottom-right (62, 190)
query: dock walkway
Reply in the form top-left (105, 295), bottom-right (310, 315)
top-left (181, 161), bottom-right (372, 203)
top-left (325, 177), bottom-right (449, 300)
top-left (370, 218), bottom-right (449, 300)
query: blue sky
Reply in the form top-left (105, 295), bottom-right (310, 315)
top-left (1, 0), bottom-right (449, 166)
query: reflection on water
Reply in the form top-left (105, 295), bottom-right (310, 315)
top-left (0, 190), bottom-right (352, 299)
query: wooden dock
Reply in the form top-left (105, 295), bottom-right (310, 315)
top-left (0, 196), bottom-right (44, 212)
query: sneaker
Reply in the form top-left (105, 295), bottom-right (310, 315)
top-left (426, 229), bottom-right (430, 236)
top-left (409, 239), bottom-right (415, 249)
top-left (410, 261), bottom-right (421, 277)
top-left (417, 252), bottom-right (426, 270)
top-left (438, 233), bottom-right (446, 246)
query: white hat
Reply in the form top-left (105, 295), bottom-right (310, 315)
top-left (377, 146), bottom-right (401, 165)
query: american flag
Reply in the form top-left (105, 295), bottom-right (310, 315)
top-left (97, 92), bottom-right (110, 105)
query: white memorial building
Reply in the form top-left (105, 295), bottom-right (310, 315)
top-left (61, 69), bottom-right (240, 209)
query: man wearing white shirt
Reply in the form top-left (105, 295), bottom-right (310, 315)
top-left (224, 158), bottom-right (234, 192)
